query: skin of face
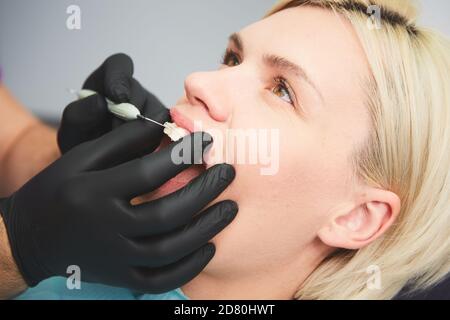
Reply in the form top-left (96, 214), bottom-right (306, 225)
top-left (169, 6), bottom-right (377, 297)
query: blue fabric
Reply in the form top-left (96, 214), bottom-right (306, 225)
top-left (15, 277), bottom-right (189, 300)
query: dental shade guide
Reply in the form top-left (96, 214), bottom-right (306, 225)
top-left (71, 89), bottom-right (189, 141)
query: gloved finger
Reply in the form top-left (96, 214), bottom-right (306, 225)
top-left (126, 79), bottom-right (147, 111)
top-left (142, 88), bottom-right (170, 120)
top-left (138, 110), bottom-right (170, 155)
top-left (83, 53), bottom-right (134, 103)
top-left (128, 200), bottom-right (237, 268)
top-left (124, 164), bottom-right (235, 236)
top-left (104, 53), bottom-right (134, 102)
top-left (98, 132), bottom-right (213, 198)
top-left (110, 79), bottom-right (148, 129)
top-left (129, 80), bottom-right (170, 133)
top-left (74, 117), bottom-right (166, 171)
top-left (57, 94), bottom-right (111, 153)
top-left (111, 79), bottom-right (170, 130)
top-left (127, 243), bottom-right (215, 294)
top-left (130, 79), bottom-right (167, 115)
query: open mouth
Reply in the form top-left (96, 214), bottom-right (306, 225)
top-left (132, 133), bottom-right (207, 205)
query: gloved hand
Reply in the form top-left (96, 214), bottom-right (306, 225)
top-left (58, 53), bottom-right (169, 154)
top-left (0, 121), bottom-right (237, 292)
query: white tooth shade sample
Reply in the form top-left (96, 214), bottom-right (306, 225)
top-left (163, 122), bottom-right (189, 141)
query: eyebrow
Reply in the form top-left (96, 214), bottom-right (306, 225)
top-left (228, 32), bottom-right (324, 103)
top-left (229, 33), bottom-right (244, 52)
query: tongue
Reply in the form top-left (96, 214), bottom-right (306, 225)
top-left (135, 136), bottom-right (206, 203)
top-left (150, 165), bottom-right (205, 199)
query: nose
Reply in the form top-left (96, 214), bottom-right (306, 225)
top-left (184, 71), bottom-right (231, 122)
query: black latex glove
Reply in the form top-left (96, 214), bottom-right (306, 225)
top-left (0, 122), bottom-right (237, 292)
top-left (58, 53), bottom-right (169, 154)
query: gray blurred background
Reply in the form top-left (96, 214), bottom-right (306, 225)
top-left (1, 0), bottom-right (449, 121)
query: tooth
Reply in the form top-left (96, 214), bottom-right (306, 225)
top-left (164, 122), bottom-right (190, 141)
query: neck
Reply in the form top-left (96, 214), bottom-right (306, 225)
top-left (182, 238), bottom-right (331, 300)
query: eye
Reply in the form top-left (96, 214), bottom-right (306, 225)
top-left (272, 77), bottom-right (294, 106)
top-left (221, 49), bottom-right (241, 67)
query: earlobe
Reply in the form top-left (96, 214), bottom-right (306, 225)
top-left (318, 189), bottom-right (401, 250)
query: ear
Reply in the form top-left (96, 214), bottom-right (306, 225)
top-left (318, 188), bottom-right (401, 250)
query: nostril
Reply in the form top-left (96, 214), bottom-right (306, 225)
top-left (193, 96), bottom-right (214, 118)
top-left (195, 97), bottom-right (228, 123)
top-left (184, 72), bottom-right (229, 122)
top-left (195, 97), bottom-right (209, 111)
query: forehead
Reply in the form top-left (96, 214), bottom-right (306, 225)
top-left (238, 6), bottom-right (370, 104)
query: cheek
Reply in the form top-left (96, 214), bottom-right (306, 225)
top-left (207, 129), bottom-right (351, 271)
top-left (278, 129), bottom-right (355, 217)
top-left (208, 167), bottom-right (327, 272)
top-left (204, 99), bottom-right (356, 270)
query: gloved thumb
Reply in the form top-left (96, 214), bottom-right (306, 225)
top-left (83, 53), bottom-right (134, 103)
top-left (57, 94), bottom-right (111, 153)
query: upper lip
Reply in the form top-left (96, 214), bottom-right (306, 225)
top-left (170, 108), bottom-right (197, 133)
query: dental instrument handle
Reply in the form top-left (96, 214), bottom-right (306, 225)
top-left (72, 89), bottom-right (187, 141)
top-left (74, 89), bottom-right (163, 124)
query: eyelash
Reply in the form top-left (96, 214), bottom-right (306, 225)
top-left (221, 49), bottom-right (296, 107)
top-left (221, 49), bottom-right (240, 67)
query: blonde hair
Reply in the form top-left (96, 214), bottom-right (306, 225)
top-left (267, 0), bottom-right (450, 299)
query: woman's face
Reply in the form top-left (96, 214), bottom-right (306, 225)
top-left (169, 6), bottom-right (372, 275)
